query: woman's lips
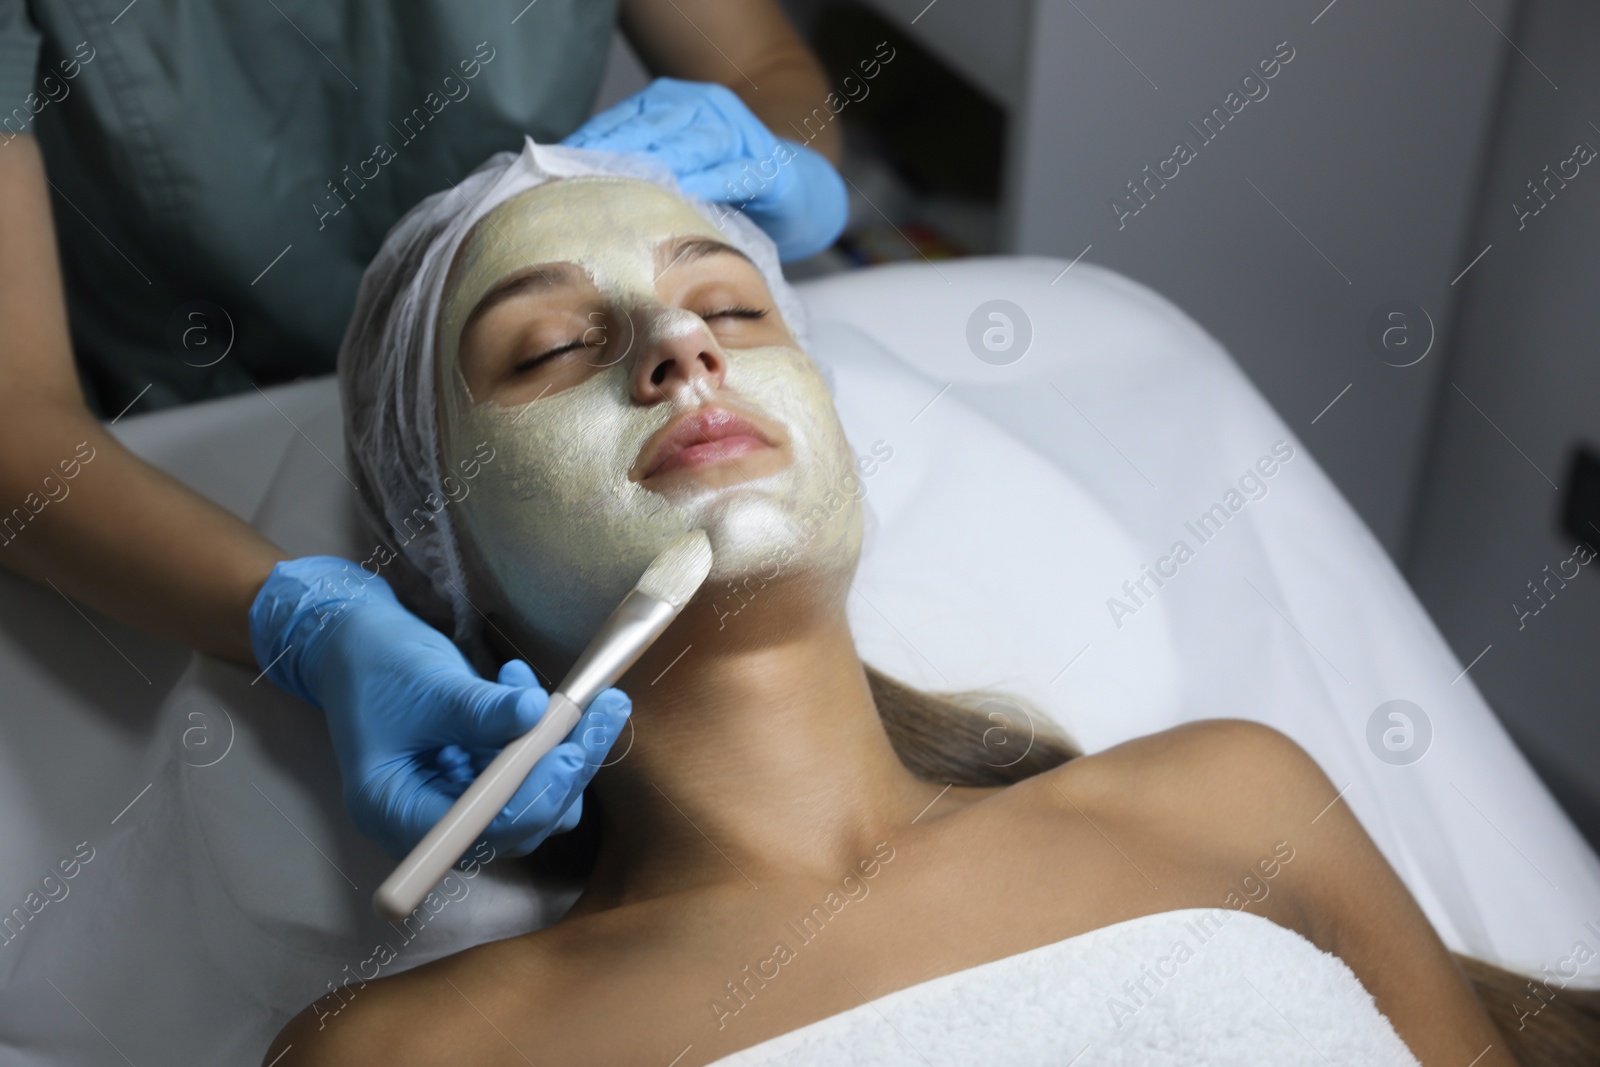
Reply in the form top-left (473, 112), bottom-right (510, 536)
top-left (649, 433), bottom-right (770, 476)
top-left (637, 406), bottom-right (779, 480)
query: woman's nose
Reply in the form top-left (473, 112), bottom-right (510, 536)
top-left (629, 307), bottom-right (727, 403)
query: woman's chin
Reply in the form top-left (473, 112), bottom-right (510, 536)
top-left (695, 492), bottom-right (862, 583)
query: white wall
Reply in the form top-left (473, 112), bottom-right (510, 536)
top-left (1405, 0), bottom-right (1600, 842)
top-left (1001, 0), bottom-right (1512, 556)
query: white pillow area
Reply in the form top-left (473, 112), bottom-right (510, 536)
top-left (826, 316), bottom-right (1184, 751)
top-left (3, 257), bottom-right (1597, 1066)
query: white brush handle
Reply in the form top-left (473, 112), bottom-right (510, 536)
top-left (372, 590), bottom-right (682, 921)
top-left (373, 691), bottom-right (582, 921)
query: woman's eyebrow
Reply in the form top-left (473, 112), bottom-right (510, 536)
top-left (465, 262), bottom-right (587, 328)
top-left (656, 236), bottom-right (756, 278)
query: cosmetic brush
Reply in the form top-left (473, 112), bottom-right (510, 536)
top-left (373, 528), bottom-right (714, 921)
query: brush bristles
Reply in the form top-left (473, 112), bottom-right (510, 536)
top-left (635, 529), bottom-right (714, 607)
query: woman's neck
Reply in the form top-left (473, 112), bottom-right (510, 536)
top-left (572, 580), bottom-right (943, 912)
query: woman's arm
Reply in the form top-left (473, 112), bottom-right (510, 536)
top-left (620, 0), bottom-right (843, 165)
top-left (0, 135), bottom-right (287, 664)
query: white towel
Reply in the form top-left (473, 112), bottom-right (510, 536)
top-left (706, 908), bottom-right (1420, 1066)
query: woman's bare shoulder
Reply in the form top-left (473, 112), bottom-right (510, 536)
top-left (1037, 718), bottom-right (1335, 808)
top-left (1026, 718), bottom-right (1344, 876)
top-left (262, 920), bottom-right (588, 1066)
top-left (1023, 719), bottom-right (1514, 1063)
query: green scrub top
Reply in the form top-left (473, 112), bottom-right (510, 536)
top-left (0, 0), bottom-right (620, 416)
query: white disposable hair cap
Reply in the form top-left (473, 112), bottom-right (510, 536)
top-left (337, 137), bottom-right (808, 666)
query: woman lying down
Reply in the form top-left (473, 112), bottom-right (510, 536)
top-left (268, 140), bottom-right (1598, 1066)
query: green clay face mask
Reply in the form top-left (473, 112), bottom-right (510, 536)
top-left (436, 178), bottom-right (863, 658)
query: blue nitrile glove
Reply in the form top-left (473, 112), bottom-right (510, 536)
top-left (248, 556), bottom-right (632, 860)
top-left (562, 77), bottom-right (848, 261)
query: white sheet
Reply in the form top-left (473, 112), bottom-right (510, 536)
top-left (1, 257), bottom-right (1596, 1067)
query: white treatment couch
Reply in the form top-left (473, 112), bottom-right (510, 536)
top-left (2, 257), bottom-right (1597, 1065)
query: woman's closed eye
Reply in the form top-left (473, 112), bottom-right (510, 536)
top-left (515, 325), bottom-right (606, 374)
top-left (695, 301), bottom-right (781, 347)
top-left (702, 304), bottom-right (767, 321)
top-left (516, 340), bottom-right (581, 374)
top-left (512, 304), bottom-right (768, 376)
